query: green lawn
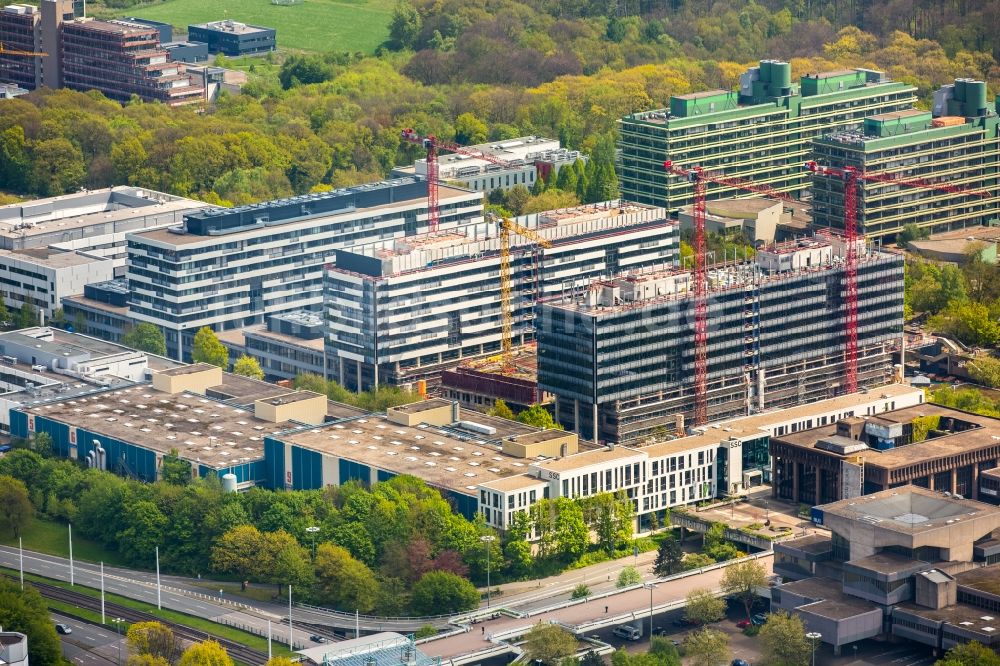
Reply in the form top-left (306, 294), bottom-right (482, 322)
top-left (0, 516), bottom-right (128, 568)
top-left (118, 0), bottom-right (394, 53)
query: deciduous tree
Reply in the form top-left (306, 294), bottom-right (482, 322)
top-left (522, 623), bottom-right (578, 665)
top-left (192, 327), bottom-right (228, 369)
top-left (211, 525), bottom-right (269, 590)
top-left (684, 589), bottom-right (726, 625)
top-left (127, 622), bottom-right (181, 665)
top-left (516, 405), bottom-right (563, 430)
top-left (617, 565), bottom-right (641, 587)
top-left (683, 628), bottom-right (730, 666)
top-left (720, 559), bottom-right (767, 619)
top-left (0, 475), bottom-right (33, 538)
top-left (0, 579), bottom-right (63, 666)
top-left (177, 640), bottom-right (233, 666)
top-left (314, 543), bottom-right (379, 612)
top-left (123, 323), bottom-right (167, 356)
top-left (232, 355), bottom-right (265, 380)
top-left (758, 612), bottom-right (810, 666)
top-left (409, 570), bottom-right (479, 614)
top-left (487, 399), bottom-right (515, 420)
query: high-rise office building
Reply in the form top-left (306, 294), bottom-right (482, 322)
top-left (810, 80), bottom-right (1000, 238)
top-left (618, 60), bottom-right (918, 212)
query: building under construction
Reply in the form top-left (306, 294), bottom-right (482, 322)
top-left (440, 348), bottom-right (549, 413)
top-left (536, 234), bottom-right (904, 444)
top-left (323, 201), bottom-right (677, 391)
top-left (0, 1), bottom-right (203, 106)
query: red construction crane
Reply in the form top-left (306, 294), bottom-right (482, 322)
top-left (804, 161), bottom-right (992, 395)
top-left (400, 129), bottom-right (518, 232)
top-left (663, 160), bottom-right (795, 427)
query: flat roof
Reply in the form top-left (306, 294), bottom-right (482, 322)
top-left (845, 551), bottom-right (927, 575)
top-left (818, 486), bottom-right (1000, 535)
top-left (956, 565), bottom-right (1000, 597)
top-left (675, 89), bottom-right (731, 100)
top-left (206, 373), bottom-right (290, 404)
top-left (158, 363), bottom-right (219, 377)
top-left (777, 534), bottom-right (833, 555)
top-left (782, 577), bottom-right (882, 621)
top-left (868, 108), bottom-right (930, 122)
top-left (895, 600), bottom-right (1000, 637)
top-left (775, 402), bottom-right (1000, 468)
top-left (276, 414), bottom-right (538, 495)
top-left (192, 20), bottom-right (272, 34)
top-left (391, 397), bottom-right (453, 414)
top-left (258, 390), bottom-right (322, 406)
top-left (0, 248), bottom-right (107, 268)
top-left (478, 473), bottom-right (547, 492)
top-left (532, 445), bottom-right (645, 473)
top-left (22, 384), bottom-right (283, 468)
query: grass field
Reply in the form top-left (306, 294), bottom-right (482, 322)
top-left (0, 516), bottom-right (128, 567)
top-left (118, 0), bottom-right (394, 53)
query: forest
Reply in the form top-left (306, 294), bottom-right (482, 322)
top-left (0, 0), bottom-right (996, 208)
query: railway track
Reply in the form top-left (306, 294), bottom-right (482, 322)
top-left (8, 575), bottom-right (270, 665)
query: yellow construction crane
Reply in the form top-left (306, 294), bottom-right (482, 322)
top-left (493, 213), bottom-right (552, 370)
top-left (0, 42), bottom-right (48, 57)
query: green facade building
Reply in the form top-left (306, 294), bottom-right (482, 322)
top-left (618, 60), bottom-right (918, 212)
top-left (810, 80), bottom-right (1000, 238)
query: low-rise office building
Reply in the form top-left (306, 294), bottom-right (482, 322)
top-left (324, 201), bottom-right (676, 391)
top-left (537, 234), bottom-right (904, 444)
top-left (0, 248), bottom-right (114, 319)
top-left (774, 487), bottom-right (1000, 653)
top-left (771, 402), bottom-right (1000, 506)
top-left (187, 20), bottom-right (275, 56)
top-left (392, 136), bottom-right (583, 194)
top-left (216, 311), bottom-right (326, 382)
top-left (677, 199), bottom-right (786, 244)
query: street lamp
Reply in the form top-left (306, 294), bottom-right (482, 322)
top-left (643, 583), bottom-right (657, 647)
top-left (480, 535), bottom-right (496, 609)
top-left (305, 526), bottom-right (320, 559)
top-left (806, 631), bottom-right (822, 666)
top-left (112, 618), bottom-right (125, 666)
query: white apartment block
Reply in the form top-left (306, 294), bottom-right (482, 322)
top-left (392, 136), bottom-right (584, 193)
top-left (0, 248), bottom-right (115, 318)
top-left (125, 179), bottom-right (483, 360)
top-left (475, 384), bottom-right (925, 533)
top-left (324, 201), bottom-right (677, 391)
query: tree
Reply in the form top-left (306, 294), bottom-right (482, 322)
top-left (0, 475), bottom-right (33, 538)
top-left (653, 534), bottom-right (683, 576)
top-left (937, 641), bottom-right (1000, 666)
top-left (505, 185), bottom-right (531, 216)
top-left (0, 579), bottom-right (64, 666)
top-left (409, 570), bottom-right (479, 615)
top-left (15, 302), bottom-right (37, 329)
top-left (555, 164), bottom-right (578, 193)
top-left (265, 659), bottom-right (297, 666)
top-left (683, 553), bottom-right (715, 571)
top-left (522, 623), bottom-right (578, 665)
top-left (127, 622), bottom-right (181, 665)
top-left (487, 399), bottom-right (515, 420)
top-left (29, 137), bottom-right (85, 196)
top-left (177, 640), bottom-right (234, 666)
top-left (279, 55), bottom-right (335, 89)
top-left (192, 327), bottom-right (228, 369)
top-left (314, 543), bottom-right (379, 612)
top-left (388, 1), bottom-right (422, 49)
top-left (0, 293), bottom-right (8, 328)
top-left (517, 404), bottom-right (563, 430)
top-left (161, 450), bottom-right (192, 486)
top-left (684, 628), bottom-right (730, 666)
top-left (581, 651), bottom-right (605, 666)
top-left (720, 560), bottom-right (767, 619)
top-left (454, 113), bottom-right (488, 145)
top-left (267, 531), bottom-right (313, 594)
top-left (123, 323), bottom-right (167, 356)
top-left (649, 637), bottom-right (681, 666)
top-left (211, 525), bottom-right (268, 590)
top-left (684, 589), bottom-right (726, 625)
top-left (617, 565), bottom-right (641, 588)
top-left (897, 223), bottom-right (930, 245)
top-left (968, 356), bottom-right (1000, 388)
top-left (232, 355), bottom-right (264, 380)
top-left (704, 523), bottom-right (742, 562)
top-left (571, 584), bottom-right (590, 599)
top-left (758, 612), bottom-right (811, 666)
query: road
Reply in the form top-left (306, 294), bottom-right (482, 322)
top-left (53, 613), bottom-right (123, 666)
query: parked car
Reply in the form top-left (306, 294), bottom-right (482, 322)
top-left (309, 635), bottom-right (328, 643)
top-left (736, 619), bottom-right (751, 629)
top-left (751, 613), bottom-right (768, 626)
top-left (613, 625), bottom-right (642, 641)
top-left (652, 626), bottom-right (669, 636)
top-left (55, 624), bottom-right (72, 635)
top-left (732, 660), bottom-right (750, 666)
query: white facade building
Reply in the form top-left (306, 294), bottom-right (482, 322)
top-left (125, 179), bottom-right (483, 360)
top-left (324, 201), bottom-right (677, 390)
top-left (0, 248), bottom-right (115, 318)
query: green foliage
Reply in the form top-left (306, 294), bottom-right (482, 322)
top-left (161, 450), bottom-right (193, 486)
top-left (409, 570), bottom-right (479, 614)
top-left (720, 559), bottom-right (767, 619)
top-left (232, 355), bottom-right (265, 380)
top-left (191, 327), bottom-right (228, 369)
top-left (122, 323), bottom-right (167, 356)
top-left (487, 399), bottom-right (516, 420)
top-left (279, 55), bottom-right (336, 89)
top-left (683, 628), bottom-right (730, 666)
top-left (649, 637), bottom-right (681, 666)
top-left (931, 386), bottom-right (1000, 418)
top-left (517, 404), bottom-right (563, 430)
top-left (684, 589), bottom-right (726, 625)
top-left (571, 583), bottom-right (590, 599)
top-left (388, 0), bottom-right (422, 49)
top-left (897, 223), bottom-right (930, 245)
top-left (126, 622), bottom-right (181, 665)
top-left (15, 302), bottom-right (37, 329)
top-left (968, 356), bottom-right (1000, 388)
top-left (682, 553), bottom-right (716, 571)
top-left (616, 565), bottom-right (641, 587)
top-left (653, 533), bottom-right (683, 576)
top-left (314, 543), bottom-right (380, 612)
top-left (581, 491), bottom-right (634, 554)
top-left (0, 579), bottom-right (65, 666)
top-left (177, 640), bottom-right (233, 666)
top-left (523, 623), bottom-right (578, 666)
top-left (703, 523), bottom-right (743, 562)
top-left (758, 612), bottom-right (811, 666)
top-left (929, 301), bottom-right (1000, 347)
top-left (911, 415), bottom-right (942, 442)
top-left (414, 625), bottom-right (437, 640)
top-left (292, 373), bottom-right (421, 410)
top-left (936, 641), bottom-right (1000, 666)
top-left (0, 475), bottom-right (34, 538)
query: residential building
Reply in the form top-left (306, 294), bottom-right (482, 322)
top-left (392, 136), bottom-right (584, 193)
top-left (187, 20), bottom-right (275, 56)
top-left (537, 233), bottom-right (904, 444)
top-left (770, 402), bottom-right (1000, 506)
top-left (0, 187), bottom-right (208, 272)
top-left (323, 201), bottom-right (676, 391)
top-left (810, 81), bottom-right (1000, 238)
top-left (0, 248), bottom-right (114, 318)
top-left (126, 178), bottom-right (483, 360)
top-left (0, 2), bottom-right (204, 105)
top-left (773, 487), bottom-right (1000, 653)
top-left (618, 60), bottom-right (918, 212)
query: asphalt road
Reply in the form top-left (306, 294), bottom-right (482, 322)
top-left (53, 613), bottom-right (123, 666)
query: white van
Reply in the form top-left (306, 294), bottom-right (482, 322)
top-left (613, 625), bottom-right (641, 641)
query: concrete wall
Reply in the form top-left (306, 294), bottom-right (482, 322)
top-left (152, 365), bottom-right (222, 395)
top-left (254, 391), bottom-right (325, 425)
